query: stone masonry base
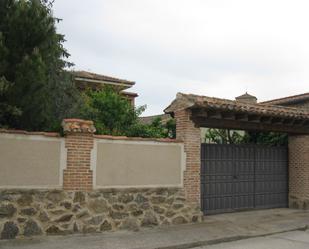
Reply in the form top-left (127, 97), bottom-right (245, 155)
top-left (0, 188), bottom-right (202, 240)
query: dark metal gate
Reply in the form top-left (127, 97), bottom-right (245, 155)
top-left (201, 144), bottom-right (288, 215)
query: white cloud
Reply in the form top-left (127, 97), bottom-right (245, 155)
top-left (54, 0), bottom-right (309, 115)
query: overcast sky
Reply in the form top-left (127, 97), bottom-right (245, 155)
top-left (53, 0), bottom-right (309, 116)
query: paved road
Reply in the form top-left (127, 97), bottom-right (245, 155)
top-left (194, 230), bottom-right (309, 249)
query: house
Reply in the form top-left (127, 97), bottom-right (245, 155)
top-left (73, 70), bottom-right (138, 106)
top-left (260, 92), bottom-right (309, 111)
top-left (139, 113), bottom-right (172, 125)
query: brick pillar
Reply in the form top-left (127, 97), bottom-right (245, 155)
top-left (62, 119), bottom-right (96, 191)
top-left (288, 135), bottom-right (309, 209)
top-left (175, 109), bottom-right (201, 204)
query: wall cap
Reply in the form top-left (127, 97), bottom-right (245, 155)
top-left (94, 134), bottom-right (183, 143)
top-left (0, 129), bottom-right (60, 137)
top-left (62, 119), bottom-right (96, 134)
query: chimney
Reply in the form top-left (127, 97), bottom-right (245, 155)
top-left (235, 92), bottom-right (257, 104)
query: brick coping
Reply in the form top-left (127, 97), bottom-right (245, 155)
top-left (94, 134), bottom-right (183, 143)
top-left (0, 128), bottom-right (181, 142)
top-left (0, 129), bottom-right (60, 137)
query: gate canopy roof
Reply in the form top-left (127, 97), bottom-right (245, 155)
top-left (165, 93), bottom-right (309, 134)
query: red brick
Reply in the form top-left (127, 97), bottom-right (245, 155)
top-left (175, 109), bottom-right (201, 204)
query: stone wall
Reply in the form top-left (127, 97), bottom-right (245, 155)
top-left (0, 188), bottom-right (202, 240)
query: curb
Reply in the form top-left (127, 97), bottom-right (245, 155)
top-left (152, 225), bottom-right (308, 249)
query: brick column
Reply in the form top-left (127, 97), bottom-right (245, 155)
top-left (62, 119), bottom-right (96, 191)
top-left (175, 109), bottom-right (201, 204)
top-left (288, 135), bottom-right (309, 209)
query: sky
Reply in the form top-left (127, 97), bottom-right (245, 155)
top-left (53, 0), bottom-right (309, 116)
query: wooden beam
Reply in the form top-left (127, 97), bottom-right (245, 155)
top-left (293, 119), bottom-right (306, 126)
top-left (271, 117), bottom-right (284, 125)
top-left (207, 111), bottom-right (222, 119)
top-left (191, 116), bottom-right (309, 134)
top-left (260, 116), bottom-right (272, 124)
top-left (221, 112), bottom-right (235, 120)
top-left (191, 109), bottom-right (208, 118)
top-left (235, 113), bottom-right (248, 121)
top-left (248, 115), bottom-right (261, 122)
top-left (192, 109), bottom-right (235, 120)
top-left (282, 119), bottom-right (295, 125)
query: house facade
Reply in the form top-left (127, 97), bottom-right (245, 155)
top-left (73, 70), bottom-right (138, 106)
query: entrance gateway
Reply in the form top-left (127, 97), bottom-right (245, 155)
top-left (164, 92), bottom-right (309, 215)
top-left (201, 143), bottom-right (288, 215)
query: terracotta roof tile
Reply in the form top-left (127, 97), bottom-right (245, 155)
top-left (165, 93), bottom-right (309, 120)
top-left (236, 92), bottom-right (257, 99)
top-left (139, 114), bottom-right (171, 125)
top-left (73, 71), bottom-right (135, 85)
top-left (260, 92), bottom-right (309, 105)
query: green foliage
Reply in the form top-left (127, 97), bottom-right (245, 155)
top-left (165, 118), bottom-right (176, 138)
top-left (80, 88), bottom-right (175, 138)
top-left (242, 131), bottom-right (288, 146)
top-left (127, 117), bottom-right (176, 138)
top-left (0, 77), bottom-right (21, 128)
top-left (204, 128), bottom-right (288, 146)
top-left (126, 117), bottom-right (165, 138)
top-left (47, 71), bottom-right (83, 131)
top-left (204, 128), bottom-right (244, 144)
top-left (0, 26), bottom-right (21, 127)
top-left (80, 87), bottom-right (144, 135)
top-left (0, 0), bottom-right (78, 131)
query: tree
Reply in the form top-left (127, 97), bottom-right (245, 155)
top-left (165, 118), bottom-right (176, 138)
top-left (0, 29), bottom-right (21, 127)
top-left (127, 117), bottom-right (167, 138)
top-left (0, 0), bottom-right (77, 131)
top-left (80, 88), bottom-right (175, 138)
top-left (81, 87), bottom-right (146, 135)
top-left (242, 131), bottom-right (288, 146)
top-left (204, 128), bottom-right (244, 144)
top-left (204, 128), bottom-right (287, 146)
top-left (0, 77), bottom-right (21, 127)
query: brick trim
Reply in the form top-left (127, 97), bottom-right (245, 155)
top-left (174, 109), bottom-right (201, 204)
top-left (62, 119), bottom-right (95, 191)
top-left (288, 135), bottom-right (309, 209)
top-left (94, 134), bottom-right (182, 143)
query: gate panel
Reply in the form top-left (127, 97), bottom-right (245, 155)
top-left (201, 144), bottom-right (234, 214)
top-left (254, 146), bottom-right (288, 209)
top-left (201, 144), bottom-right (288, 215)
top-left (233, 145), bottom-right (255, 211)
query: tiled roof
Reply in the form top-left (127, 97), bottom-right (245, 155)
top-left (165, 93), bottom-right (309, 120)
top-left (139, 114), bottom-right (172, 125)
top-left (73, 71), bottom-right (135, 85)
top-left (260, 92), bottom-right (309, 105)
top-left (121, 91), bottom-right (138, 97)
top-left (236, 92), bottom-right (257, 99)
